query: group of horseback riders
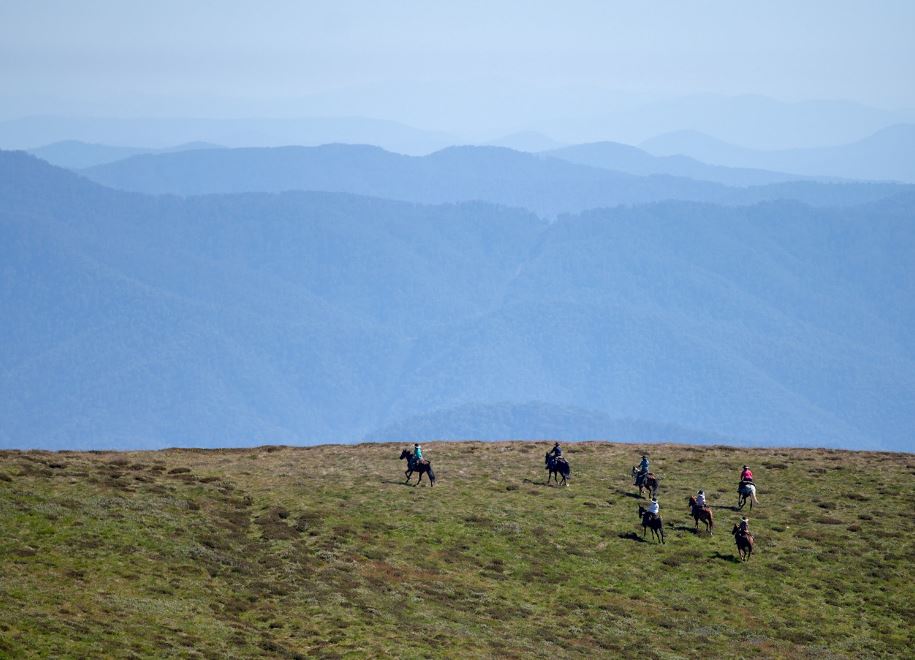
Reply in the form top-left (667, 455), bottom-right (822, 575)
top-left (399, 443), bottom-right (755, 555)
top-left (635, 454), bottom-right (753, 545)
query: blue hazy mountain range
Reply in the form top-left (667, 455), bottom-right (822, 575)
top-left (0, 116), bottom-right (457, 156)
top-left (544, 142), bottom-right (820, 187)
top-left (34, 136), bottom-right (820, 188)
top-left (642, 124), bottom-right (915, 183)
top-left (2, 151), bottom-right (913, 451)
top-left (27, 140), bottom-right (224, 169)
top-left (78, 145), bottom-right (908, 218)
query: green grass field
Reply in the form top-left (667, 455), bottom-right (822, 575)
top-left (1, 442), bottom-right (912, 658)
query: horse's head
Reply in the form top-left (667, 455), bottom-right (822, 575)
top-left (638, 505), bottom-right (646, 517)
top-left (399, 449), bottom-right (410, 460)
top-left (630, 466), bottom-right (637, 476)
top-left (545, 452), bottom-right (550, 465)
top-left (688, 496), bottom-right (697, 507)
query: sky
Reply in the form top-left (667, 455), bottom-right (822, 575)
top-left (1, 1), bottom-right (914, 143)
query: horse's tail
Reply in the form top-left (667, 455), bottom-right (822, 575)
top-left (427, 464), bottom-right (436, 484)
top-left (750, 485), bottom-right (758, 503)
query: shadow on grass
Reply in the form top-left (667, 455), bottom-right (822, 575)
top-left (380, 479), bottom-right (416, 488)
top-left (612, 488), bottom-right (643, 500)
top-left (711, 551), bottom-right (741, 563)
top-left (618, 531), bottom-right (647, 543)
top-left (524, 478), bottom-right (566, 488)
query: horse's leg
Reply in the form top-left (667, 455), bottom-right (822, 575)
top-left (416, 471), bottom-right (424, 487)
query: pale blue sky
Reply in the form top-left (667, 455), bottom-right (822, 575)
top-left (1, 1), bottom-right (913, 141)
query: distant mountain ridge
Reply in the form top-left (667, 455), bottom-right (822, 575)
top-left (0, 115), bottom-right (457, 155)
top-left (27, 140), bottom-right (224, 169)
top-left (2, 151), bottom-right (913, 451)
top-left (642, 124), bottom-right (915, 183)
top-left (78, 144), bottom-right (909, 217)
top-left (544, 141), bottom-right (817, 187)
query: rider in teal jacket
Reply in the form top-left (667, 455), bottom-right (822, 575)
top-left (413, 443), bottom-right (423, 462)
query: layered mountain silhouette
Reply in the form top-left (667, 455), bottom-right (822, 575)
top-left (27, 140), bottom-right (224, 169)
top-left (2, 151), bottom-right (913, 450)
top-left (79, 144), bottom-right (908, 217)
top-left (0, 115), bottom-right (456, 155)
top-left (545, 141), bottom-right (814, 187)
top-left (642, 124), bottom-right (915, 183)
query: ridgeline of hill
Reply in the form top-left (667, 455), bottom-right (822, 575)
top-left (1, 442), bottom-right (912, 657)
top-left (641, 124), bottom-right (915, 184)
top-left (78, 144), bottom-right (909, 216)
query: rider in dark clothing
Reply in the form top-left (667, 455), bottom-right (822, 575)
top-left (737, 516), bottom-right (751, 538)
top-left (548, 442), bottom-right (563, 460)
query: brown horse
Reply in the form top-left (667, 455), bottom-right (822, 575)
top-left (631, 466), bottom-right (659, 498)
top-left (731, 524), bottom-right (754, 561)
top-left (638, 505), bottom-right (665, 543)
top-left (688, 496), bottom-right (714, 534)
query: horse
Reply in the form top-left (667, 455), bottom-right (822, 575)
top-left (399, 449), bottom-right (435, 487)
top-left (688, 496), bottom-right (714, 534)
top-left (731, 524), bottom-right (754, 561)
top-left (631, 466), bottom-right (659, 498)
top-left (637, 505), bottom-right (665, 543)
top-left (737, 482), bottom-right (758, 510)
top-left (545, 453), bottom-right (571, 486)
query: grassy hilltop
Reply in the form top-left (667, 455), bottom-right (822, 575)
top-left (1, 442), bottom-right (912, 658)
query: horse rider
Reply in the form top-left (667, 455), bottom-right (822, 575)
top-left (413, 443), bottom-right (424, 463)
top-left (696, 489), bottom-right (708, 509)
top-left (548, 442), bottom-right (563, 461)
top-left (738, 465), bottom-right (752, 493)
top-left (645, 496), bottom-right (660, 521)
top-left (635, 454), bottom-right (650, 484)
top-left (737, 516), bottom-right (751, 537)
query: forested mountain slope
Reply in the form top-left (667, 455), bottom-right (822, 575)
top-left (2, 151), bottom-right (913, 450)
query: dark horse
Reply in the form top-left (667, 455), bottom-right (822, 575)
top-left (545, 453), bottom-right (571, 486)
top-left (637, 505), bottom-right (665, 543)
top-left (688, 496), bottom-right (714, 534)
top-left (631, 466), bottom-right (659, 498)
top-left (731, 524), bottom-right (754, 561)
top-left (399, 449), bottom-right (435, 487)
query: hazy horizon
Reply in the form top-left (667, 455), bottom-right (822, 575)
top-left (3, 2), bottom-right (915, 148)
